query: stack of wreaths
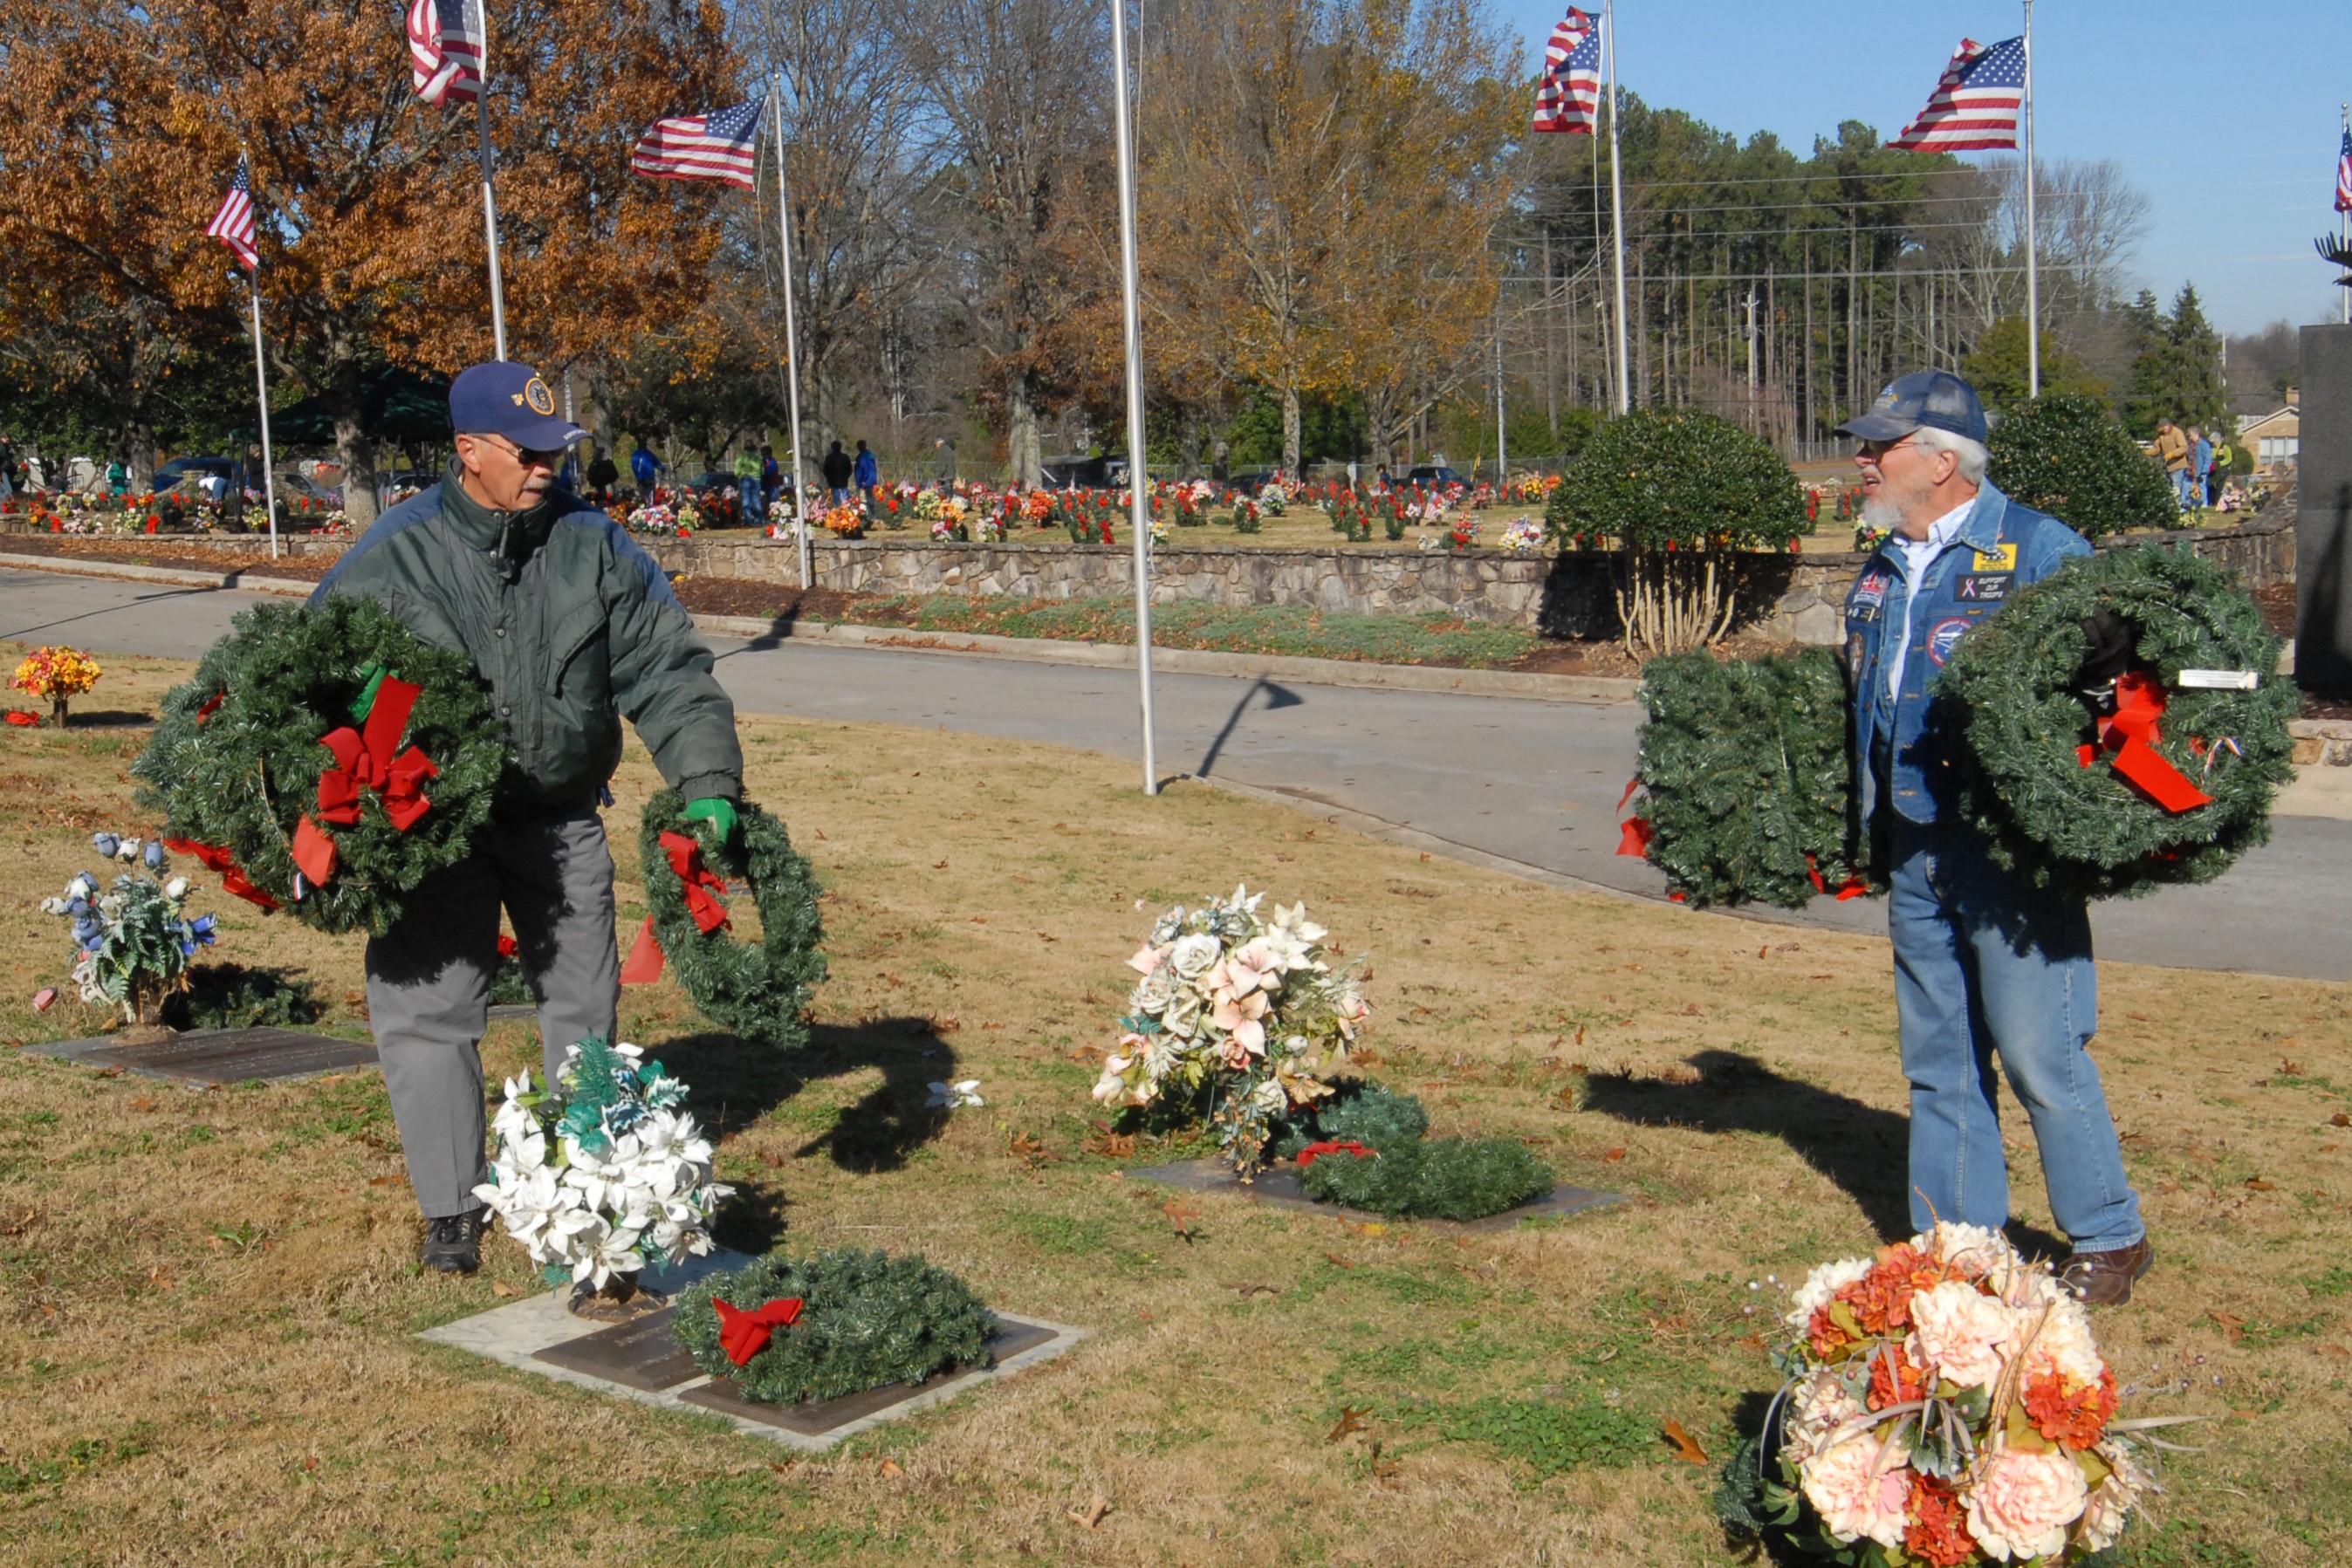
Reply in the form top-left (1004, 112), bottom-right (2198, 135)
top-left (1625, 545), bottom-right (2296, 906)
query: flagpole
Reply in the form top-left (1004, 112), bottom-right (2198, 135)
top-left (1109, 0), bottom-right (1158, 797)
top-left (1603, 0), bottom-right (1630, 415)
top-left (472, 0), bottom-right (508, 359)
top-left (770, 76), bottom-right (812, 588)
top-left (2021, 0), bottom-right (2039, 398)
top-left (246, 270), bottom-right (281, 562)
top-left (2341, 103), bottom-right (2349, 326)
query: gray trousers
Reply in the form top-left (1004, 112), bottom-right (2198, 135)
top-left (366, 805), bottom-right (621, 1218)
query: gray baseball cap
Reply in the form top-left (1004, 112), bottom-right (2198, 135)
top-left (1834, 370), bottom-right (1989, 446)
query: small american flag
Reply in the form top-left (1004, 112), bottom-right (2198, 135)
top-left (2335, 127), bottom-right (2352, 214)
top-left (205, 162), bottom-right (258, 270)
top-left (1889, 36), bottom-right (2026, 153)
top-left (1532, 8), bottom-right (1602, 135)
top-left (631, 100), bottom-right (765, 189)
top-left (407, 0), bottom-right (483, 106)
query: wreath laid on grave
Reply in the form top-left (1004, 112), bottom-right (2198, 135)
top-left (132, 598), bottom-right (506, 935)
top-left (1623, 647), bottom-right (1875, 910)
top-left (673, 1249), bottom-right (998, 1406)
top-left (1937, 545), bottom-right (2296, 900)
top-left (1277, 1082), bottom-right (1557, 1222)
top-left (626, 790), bottom-right (827, 1044)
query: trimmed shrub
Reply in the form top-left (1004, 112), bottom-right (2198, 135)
top-left (1986, 394), bottom-right (2177, 538)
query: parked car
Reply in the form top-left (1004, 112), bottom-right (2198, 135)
top-left (273, 470), bottom-right (342, 509)
top-left (153, 455), bottom-right (236, 491)
top-left (1405, 465), bottom-right (1463, 487)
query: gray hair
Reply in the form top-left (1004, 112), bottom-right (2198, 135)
top-left (1912, 425), bottom-right (1989, 484)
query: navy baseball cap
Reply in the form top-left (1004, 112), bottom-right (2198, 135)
top-left (449, 361), bottom-right (587, 449)
top-left (1834, 370), bottom-right (1989, 446)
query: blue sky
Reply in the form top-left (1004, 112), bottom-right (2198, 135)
top-left (1499, 0), bottom-right (2350, 333)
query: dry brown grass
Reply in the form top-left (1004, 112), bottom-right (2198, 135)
top-left (2, 646), bottom-right (2348, 1566)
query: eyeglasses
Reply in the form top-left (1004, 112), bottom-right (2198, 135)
top-left (465, 433), bottom-right (567, 469)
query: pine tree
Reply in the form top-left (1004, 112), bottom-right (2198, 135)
top-left (2123, 285), bottom-right (2228, 436)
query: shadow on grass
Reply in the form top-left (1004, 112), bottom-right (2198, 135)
top-left (653, 1014), bottom-right (955, 1175)
top-left (1581, 1050), bottom-right (2070, 1258)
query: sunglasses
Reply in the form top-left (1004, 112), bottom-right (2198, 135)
top-left (1855, 436), bottom-right (1919, 462)
top-left (468, 434), bottom-right (568, 469)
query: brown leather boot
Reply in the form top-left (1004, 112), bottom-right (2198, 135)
top-left (2058, 1236), bottom-right (2153, 1306)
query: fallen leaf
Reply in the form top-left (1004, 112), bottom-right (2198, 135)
top-left (1601, 1147), bottom-right (1627, 1162)
top-left (490, 1281), bottom-right (518, 1298)
top-left (1235, 1283), bottom-right (1279, 1298)
top-left (1007, 1133), bottom-right (1061, 1171)
top-left (880, 1459), bottom-right (904, 1478)
top-left (1351, 1222), bottom-right (1388, 1237)
top-left (1663, 1419), bottom-right (1710, 1466)
top-left (2318, 1345), bottom-right (2349, 1361)
top-left (1066, 1494), bottom-right (1110, 1529)
top-left (1326, 1406), bottom-right (1371, 1443)
top-left (131, 1094), bottom-right (157, 1113)
top-left (1163, 1198), bottom-right (1201, 1238)
top-left (2207, 1311), bottom-right (2246, 1343)
top-left (302, 1455), bottom-right (318, 1472)
top-left (932, 859), bottom-right (948, 869)
top-left (1735, 1333), bottom-right (1766, 1353)
top-left (2245, 1177), bottom-right (2276, 1191)
top-left (2156, 1182), bottom-right (2182, 1195)
top-left (2333, 1113), bottom-right (2351, 1129)
top-left (1082, 1130), bottom-right (1137, 1159)
top-left (1368, 1437), bottom-right (1400, 1482)
top-left (367, 1174), bottom-right (406, 1188)
top-left (93, 1066), bottom-right (124, 1078)
top-left (2279, 1060), bottom-right (2306, 1078)
top-left (2232, 1408), bottom-right (2259, 1421)
top-left (2322, 1145), bottom-right (2342, 1154)
top-left (1324, 1253), bottom-right (1356, 1270)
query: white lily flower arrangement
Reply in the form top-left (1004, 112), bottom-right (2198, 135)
top-left (928, 1078), bottom-right (984, 1109)
top-left (1092, 884), bottom-right (1368, 1172)
top-left (473, 1035), bottom-right (732, 1291)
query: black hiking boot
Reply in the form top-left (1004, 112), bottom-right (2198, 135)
top-left (421, 1208), bottom-right (490, 1274)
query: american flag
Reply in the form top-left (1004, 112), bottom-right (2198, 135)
top-left (1532, 8), bottom-right (1602, 135)
top-left (407, 0), bottom-right (483, 106)
top-left (205, 162), bottom-right (258, 270)
top-left (2335, 127), bottom-right (2352, 214)
top-left (631, 100), bottom-right (765, 189)
top-left (1888, 36), bottom-right (2026, 153)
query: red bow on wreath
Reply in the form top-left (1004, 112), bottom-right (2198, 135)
top-left (165, 837), bottom-right (281, 912)
top-left (2076, 670), bottom-right (2213, 815)
top-left (713, 1295), bottom-right (804, 1366)
top-left (289, 675), bottom-right (439, 887)
top-left (1296, 1140), bottom-right (1374, 1169)
top-left (619, 831), bottom-right (730, 985)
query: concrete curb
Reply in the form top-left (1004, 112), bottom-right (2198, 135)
top-left (687, 612), bottom-right (1644, 706)
top-left (0, 551), bottom-right (312, 597)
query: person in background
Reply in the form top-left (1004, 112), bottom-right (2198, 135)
top-left (853, 440), bottom-right (878, 509)
top-left (104, 459), bottom-right (127, 496)
top-left (585, 447), bottom-right (620, 505)
top-left (760, 445), bottom-right (781, 519)
top-left (731, 444), bottom-right (762, 524)
top-left (2190, 428), bottom-right (2214, 510)
top-left (821, 440), bottom-right (854, 507)
top-left (629, 440), bottom-right (662, 500)
top-left (932, 437), bottom-right (957, 488)
top-left (2153, 420), bottom-right (2191, 509)
top-left (2208, 434), bottom-right (2232, 502)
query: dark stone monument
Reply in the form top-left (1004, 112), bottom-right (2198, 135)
top-left (23, 1026), bottom-right (378, 1086)
top-left (2297, 324), bottom-right (2352, 693)
top-left (675, 1315), bottom-right (1059, 1436)
top-left (1122, 1157), bottom-right (1627, 1234)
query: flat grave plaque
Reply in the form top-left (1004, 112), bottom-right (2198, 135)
top-left (531, 1305), bottom-right (703, 1392)
top-left (675, 1316), bottom-right (1060, 1436)
top-left (420, 1258), bottom-right (1085, 1453)
top-left (22, 1027), bottom-right (378, 1086)
top-left (1124, 1157), bottom-right (1627, 1233)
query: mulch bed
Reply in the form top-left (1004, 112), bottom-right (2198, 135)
top-left (0, 533), bottom-right (335, 580)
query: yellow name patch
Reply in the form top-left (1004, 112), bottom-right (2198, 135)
top-left (1972, 544), bottom-right (2018, 572)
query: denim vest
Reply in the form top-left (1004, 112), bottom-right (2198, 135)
top-left (1844, 482), bottom-right (2090, 825)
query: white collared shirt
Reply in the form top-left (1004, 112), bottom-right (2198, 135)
top-left (1886, 497), bottom-right (1976, 702)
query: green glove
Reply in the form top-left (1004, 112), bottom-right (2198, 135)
top-left (681, 797), bottom-right (738, 849)
top-left (350, 663), bottom-right (389, 722)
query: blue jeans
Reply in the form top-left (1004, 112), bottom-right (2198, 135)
top-left (2172, 469), bottom-right (2196, 507)
top-left (1886, 816), bottom-right (2143, 1253)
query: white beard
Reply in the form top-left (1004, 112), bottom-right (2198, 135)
top-left (1861, 467), bottom-right (1934, 533)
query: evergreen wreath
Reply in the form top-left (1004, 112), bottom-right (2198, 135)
top-left (1632, 647), bottom-right (1875, 909)
top-left (673, 1248), bottom-right (998, 1406)
top-left (635, 789), bottom-right (826, 1044)
top-left (1295, 1133), bottom-right (1555, 1222)
top-left (1937, 544), bottom-right (2295, 900)
top-left (131, 599), bottom-right (505, 936)
top-left (1274, 1081), bottom-right (1554, 1222)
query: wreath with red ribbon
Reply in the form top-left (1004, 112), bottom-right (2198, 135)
top-left (627, 789), bottom-right (826, 1045)
top-left (133, 598), bottom-right (506, 935)
top-left (1938, 544), bottom-right (2298, 899)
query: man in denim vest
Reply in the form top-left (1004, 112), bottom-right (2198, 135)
top-left (1839, 370), bottom-right (2151, 1305)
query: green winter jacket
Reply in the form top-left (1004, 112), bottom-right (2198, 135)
top-left (311, 459), bottom-right (742, 812)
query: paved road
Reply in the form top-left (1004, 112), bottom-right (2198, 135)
top-left (8, 566), bottom-right (2346, 980)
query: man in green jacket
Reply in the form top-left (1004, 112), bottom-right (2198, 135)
top-left (313, 360), bottom-right (744, 1273)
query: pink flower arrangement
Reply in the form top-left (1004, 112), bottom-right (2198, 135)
top-left (1745, 1223), bottom-right (2155, 1565)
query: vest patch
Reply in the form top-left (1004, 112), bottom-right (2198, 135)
top-left (1926, 617), bottom-right (1974, 666)
top-left (1971, 543), bottom-right (2019, 572)
top-left (1953, 573), bottom-right (2010, 602)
